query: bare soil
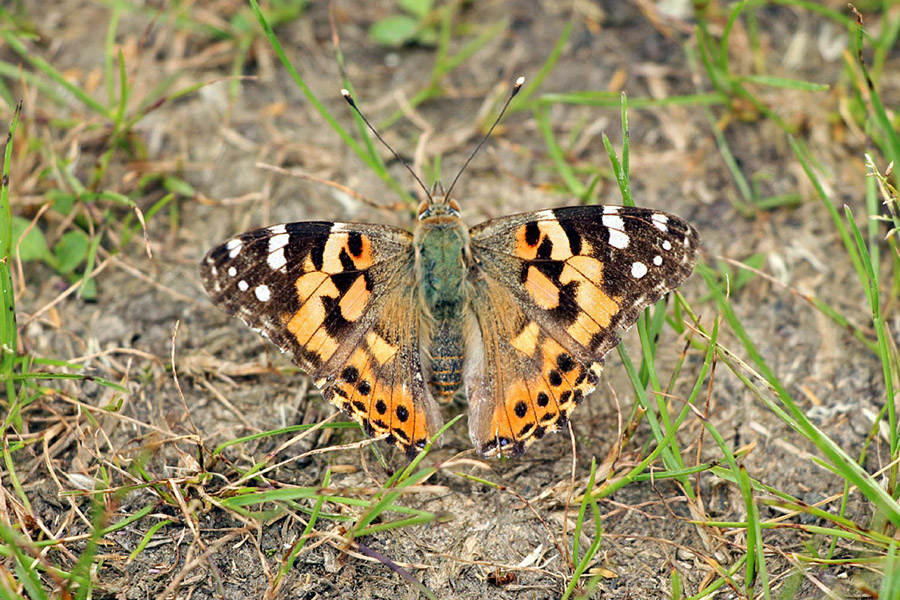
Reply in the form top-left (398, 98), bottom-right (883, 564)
top-left (5, 0), bottom-right (896, 598)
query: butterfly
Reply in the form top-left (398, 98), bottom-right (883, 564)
top-left (200, 188), bottom-right (699, 458)
top-left (200, 78), bottom-right (698, 458)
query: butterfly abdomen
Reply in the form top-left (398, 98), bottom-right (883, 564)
top-left (427, 318), bottom-right (466, 398)
top-left (415, 216), bottom-right (470, 399)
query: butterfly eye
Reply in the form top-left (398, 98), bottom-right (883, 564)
top-left (448, 199), bottom-right (461, 214)
top-left (416, 200), bottom-right (429, 219)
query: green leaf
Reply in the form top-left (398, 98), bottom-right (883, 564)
top-left (54, 229), bottom-right (90, 275)
top-left (48, 190), bottom-right (76, 215)
top-left (11, 216), bottom-right (53, 264)
top-left (399, 0), bottom-right (433, 19)
top-left (416, 24), bottom-right (438, 46)
top-left (735, 74), bottom-right (829, 92)
top-left (733, 253), bottom-right (764, 290)
top-left (163, 176), bottom-right (196, 198)
top-left (77, 275), bottom-right (97, 300)
top-left (370, 15), bottom-right (419, 47)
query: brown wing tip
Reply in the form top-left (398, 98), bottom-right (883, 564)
top-left (478, 437), bottom-right (527, 459)
top-left (477, 411), bottom-right (575, 458)
top-left (346, 411), bottom-right (433, 459)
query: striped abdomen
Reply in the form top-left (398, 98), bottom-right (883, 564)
top-left (428, 312), bottom-right (465, 398)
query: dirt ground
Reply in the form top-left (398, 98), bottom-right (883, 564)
top-left (4, 0), bottom-right (899, 598)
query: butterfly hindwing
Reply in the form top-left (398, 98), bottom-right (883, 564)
top-left (467, 206), bottom-right (699, 456)
top-left (466, 273), bottom-right (603, 457)
top-left (200, 221), bottom-right (442, 454)
top-left (323, 281), bottom-right (443, 455)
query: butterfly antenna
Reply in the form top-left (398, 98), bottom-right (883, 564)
top-left (341, 89), bottom-right (432, 202)
top-left (444, 76), bottom-right (525, 201)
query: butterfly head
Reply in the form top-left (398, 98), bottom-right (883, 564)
top-left (417, 180), bottom-right (461, 220)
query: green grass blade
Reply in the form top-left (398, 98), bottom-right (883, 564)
top-left (127, 519), bottom-right (175, 563)
top-left (697, 262), bottom-right (900, 528)
top-left (1, 103), bottom-right (22, 405)
top-left (702, 106), bottom-right (755, 216)
top-left (789, 135), bottom-right (868, 290)
top-left (843, 205), bottom-right (897, 464)
top-left (104, 3), bottom-right (121, 109)
top-left (563, 457), bottom-right (602, 599)
top-left (1, 30), bottom-right (111, 118)
top-left (0, 522), bottom-right (49, 600)
top-left (247, 0), bottom-right (407, 200)
top-left (274, 468), bottom-right (332, 588)
top-left (882, 542), bottom-right (900, 600)
top-left (734, 74), bottom-right (829, 91)
top-left (738, 465), bottom-right (770, 598)
top-left (719, 0), bottom-right (751, 73)
top-left (535, 104), bottom-right (585, 197)
top-left (850, 8), bottom-right (900, 173)
top-left (540, 91), bottom-right (724, 108)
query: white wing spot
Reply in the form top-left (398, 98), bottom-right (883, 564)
top-left (652, 214), bottom-right (669, 232)
top-left (662, 240), bottom-right (673, 251)
top-left (603, 205), bottom-right (620, 215)
top-left (268, 247), bottom-right (287, 270)
top-left (631, 262), bottom-right (648, 279)
top-left (653, 255), bottom-right (663, 266)
top-left (227, 266), bottom-right (237, 277)
top-left (269, 224), bottom-right (287, 235)
top-left (226, 238), bottom-right (243, 258)
top-left (237, 280), bottom-right (249, 292)
top-left (602, 215), bottom-right (629, 249)
top-left (255, 284), bottom-right (271, 302)
top-left (268, 233), bottom-right (290, 253)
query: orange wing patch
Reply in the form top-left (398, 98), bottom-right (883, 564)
top-left (510, 321), bottom-right (540, 356)
top-left (515, 218), bottom-right (623, 343)
top-left (524, 266), bottom-right (560, 310)
top-left (466, 269), bottom-right (607, 457)
top-left (515, 220), bottom-right (587, 261)
top-left (521, 251), bottom-right (622, 348)
top-left (559, 256), bottom-right (621, 345)
top-left (315, 231), bottom-right (375, 273)
top-left (282, 233), bottom-right (377, 364)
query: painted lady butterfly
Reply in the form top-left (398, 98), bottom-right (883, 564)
top-left (200, 81), bottom-right (699, 458)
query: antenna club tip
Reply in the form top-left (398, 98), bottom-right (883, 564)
top-left (515, 76), bottom-right (525, 86)
top-left (341, 89), bottom-right (357, 107)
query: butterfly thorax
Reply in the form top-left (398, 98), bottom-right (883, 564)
top-left (414, 198), bottom-right (471, 400)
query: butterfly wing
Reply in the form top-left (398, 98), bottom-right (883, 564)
top-left (466, 206), bottom-right (699, 457)
top-left (200, 222), bottom-right (442, 455)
